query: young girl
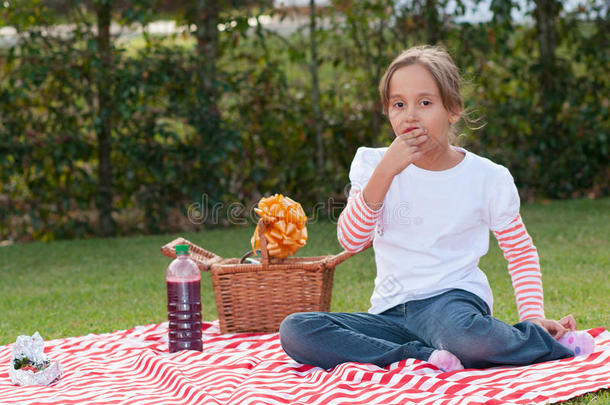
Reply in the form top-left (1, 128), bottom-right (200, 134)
top-left (279, 45), bottom-right (594, 371)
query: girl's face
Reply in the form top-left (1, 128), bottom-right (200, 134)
top-left (387, 63), bottom-right (459, 150)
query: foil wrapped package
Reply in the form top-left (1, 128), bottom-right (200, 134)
top-left (8, 332), bottom-right (62, 386)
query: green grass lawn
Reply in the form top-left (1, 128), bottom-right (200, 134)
top-left (1, 197), bottom-right (608, 403)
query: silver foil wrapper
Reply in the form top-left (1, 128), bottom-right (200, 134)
top-left (8, 332), bottom-right (63, 386)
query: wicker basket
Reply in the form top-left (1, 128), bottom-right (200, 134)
top-left (161, 221), bottom-right (370, 334)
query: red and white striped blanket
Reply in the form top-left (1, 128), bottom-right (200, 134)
top-left (1, 322), bottom-right (608, 404)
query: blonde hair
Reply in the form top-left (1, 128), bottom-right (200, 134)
top-left (379, 45), bottom-right (481, 143)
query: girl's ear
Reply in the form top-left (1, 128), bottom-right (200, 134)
top-left (449, 109), bottom-right (461, 125)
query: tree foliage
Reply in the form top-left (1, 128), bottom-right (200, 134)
top-left (0, 0), bottom-right (608, 241)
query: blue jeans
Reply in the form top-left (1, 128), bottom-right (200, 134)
top-left (279, 289), bottom-right (574, 369)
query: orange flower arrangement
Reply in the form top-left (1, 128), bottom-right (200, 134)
top-left (251, 194), bottom-right (308, 259)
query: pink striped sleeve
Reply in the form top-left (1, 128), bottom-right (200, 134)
top-left (337, 189), bottom-right (383, 253)
top-left (493, 213), bottom-right (545, 322)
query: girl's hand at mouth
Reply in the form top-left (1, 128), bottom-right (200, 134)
top-left (378, 127), bottom-right (429, 176)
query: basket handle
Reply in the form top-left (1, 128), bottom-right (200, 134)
top-left (323, 240), bottom-right (372, 268)
top-left (256, 220), bottom-right (371, 269)
top-left (160, 237), bottom-right (224, 271)
top-left (258, 220), bottom-right (271, 269)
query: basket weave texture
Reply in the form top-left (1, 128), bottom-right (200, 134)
top-left (161, 221), bottom-right (368, 334)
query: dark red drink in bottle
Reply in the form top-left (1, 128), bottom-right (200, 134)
top-left (166, 244), bottom-right (202, 352)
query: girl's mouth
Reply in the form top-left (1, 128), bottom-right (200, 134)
top-left (403, 127), bottom-right (419, 134)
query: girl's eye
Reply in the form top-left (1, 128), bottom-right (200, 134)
top-left (393, 102), bottom-right (404, 108)
top-left (421, 100), bottom-right (431, 106)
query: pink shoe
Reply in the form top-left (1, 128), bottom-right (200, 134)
top-left (558, 331), bottom-right (595, 356)
top-left (428, 350), bottom-right (464, 372)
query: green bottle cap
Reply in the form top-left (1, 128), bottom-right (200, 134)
top-left (175, 244), bottom-right (189, 255)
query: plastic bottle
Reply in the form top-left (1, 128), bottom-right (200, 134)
top-left (166, 244), bottom-right (203, 352)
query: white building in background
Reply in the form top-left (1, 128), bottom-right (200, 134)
top-left (275, 0), bottom-right (331, 7)
top-left (0, 0), bottom-right (605, 47)
top-left (276, 0), bottom-right (608, 24)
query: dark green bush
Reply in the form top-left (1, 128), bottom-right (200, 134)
top-left (0, 1), bottom-right (607, 241)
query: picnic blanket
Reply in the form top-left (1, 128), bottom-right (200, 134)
top-left (1, 322), bottom-right (608, 405)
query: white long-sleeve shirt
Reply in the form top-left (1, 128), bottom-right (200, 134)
top-left (337, 146), bottom-right (545, 321)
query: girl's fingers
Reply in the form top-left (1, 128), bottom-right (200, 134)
top-left (405, 128), bottom-right (427, 139)
top-left (398, 127), bottom-right (425, 139)
top-left (399, 134), bottom-right (428, 145)
top-left (413, 135), bottom-right (428, 145)
top-left (559, 314), bottom-right (577, 331)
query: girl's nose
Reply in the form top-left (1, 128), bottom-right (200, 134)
top-left (405, 107), bottom-right (417, 121)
